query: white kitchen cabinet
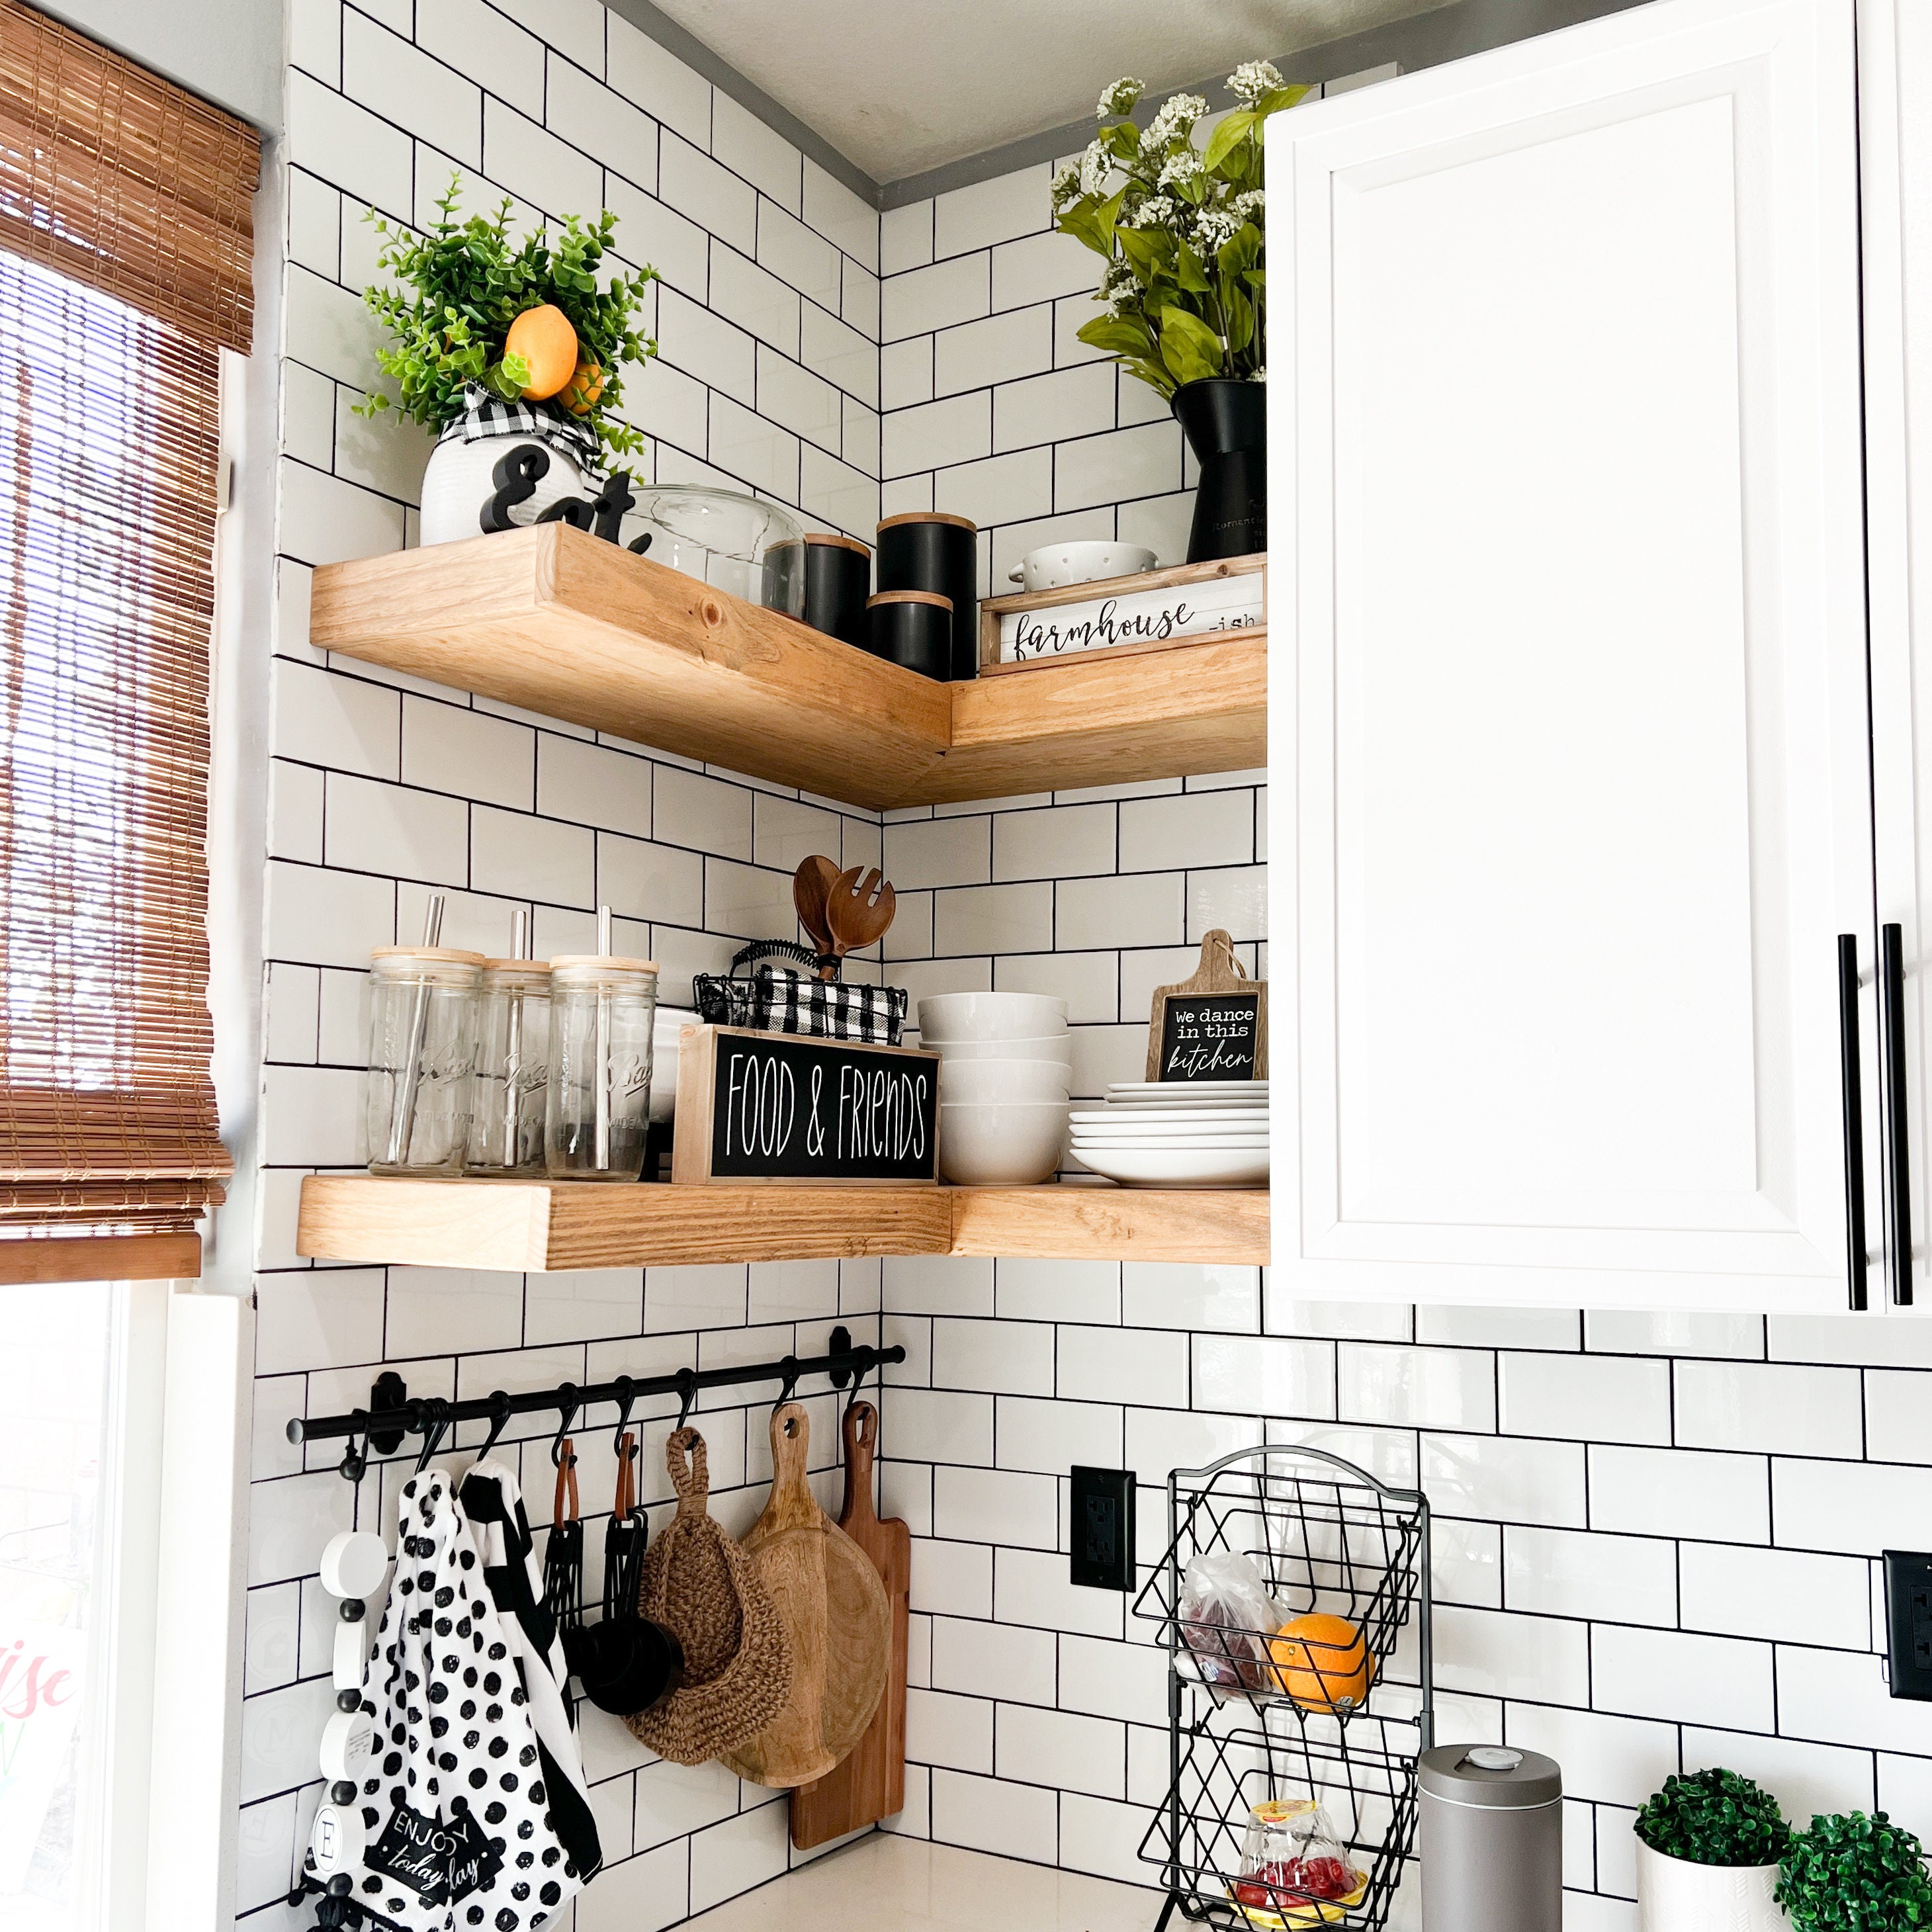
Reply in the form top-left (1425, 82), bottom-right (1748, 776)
top-left (1865, 0), bottom-right (1932, 1310)
top-left (1265, 0), bottom-right (1881, 1311)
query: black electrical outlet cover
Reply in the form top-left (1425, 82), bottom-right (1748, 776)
top-left (1884, 1551), bottom-right (1932, 1700)
top-left (1071, 1466), bottom-right (1136, 1592)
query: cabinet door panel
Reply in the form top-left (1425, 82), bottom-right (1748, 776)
top-left (1863, 0), bottom-right (1932, 1307)
top-left (1268, 0), bottom-right (1873, 1309)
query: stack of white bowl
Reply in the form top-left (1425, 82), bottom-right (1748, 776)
top-left (1070, 1080), bottom-right (1269, 1188)
top-left (919, 993), bottom-right (1070, 1185)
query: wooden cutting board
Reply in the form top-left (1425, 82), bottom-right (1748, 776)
top-left (791, 1401), bottom-right (911, 1848)
top-left (719, 1402), bottom-right (889, 1790)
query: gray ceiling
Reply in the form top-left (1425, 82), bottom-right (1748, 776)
top-left (642, 0), bottom-right (1460, 181)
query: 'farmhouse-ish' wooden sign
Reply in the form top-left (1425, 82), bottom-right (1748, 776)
top-left (979, 555), bottom-right (1265, 674)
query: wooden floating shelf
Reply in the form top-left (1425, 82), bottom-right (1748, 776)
top-left (296, 1175), bottom-right (1270, 1272)
top-left (308, 525), bottom-right (1266, 812)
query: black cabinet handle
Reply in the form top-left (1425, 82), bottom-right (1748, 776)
top-left (1840, 934), bottom-right (1868, 1311)
top-left (1881, 922), bottom-right (1913, 1307)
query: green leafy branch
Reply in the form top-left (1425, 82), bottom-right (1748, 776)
top-left (353, 177), bottom-right (660, 459)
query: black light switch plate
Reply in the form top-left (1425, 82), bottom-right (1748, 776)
top-left (1071, 1466), bottom-right (1136, 1591)
top-left (1884, 1551), bottom-right (1932, 1700)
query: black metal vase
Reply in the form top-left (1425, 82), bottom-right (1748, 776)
top-left (1172, 377), bottom-right (1266, 562)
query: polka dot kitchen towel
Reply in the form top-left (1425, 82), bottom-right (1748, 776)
top-left (348, 1469), bottom-right (597, 1930)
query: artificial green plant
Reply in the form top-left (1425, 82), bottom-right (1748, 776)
top-left (354, 177), bottom-right (658, 459)
top-left (1051, 62), bottom-right (1305, 398)
top-left (1777, 1812), bottom-right (1932, 1931)
top-left (1635, 1768), bottom-right (1790, 1868)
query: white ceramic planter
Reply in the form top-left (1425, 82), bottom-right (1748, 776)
top-left (1636, 1838), bottom-right (1786, 1932)
top-left (417, 433), bottom-right (587, 546)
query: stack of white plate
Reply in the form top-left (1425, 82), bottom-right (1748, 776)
top-left (1070, 1081), bottom-right (1268, 1188)
top-left (919, 992), bottom-right (1071, 1184)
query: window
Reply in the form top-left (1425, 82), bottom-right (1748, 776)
top-left (0, 0), bottom-right (258, 1282)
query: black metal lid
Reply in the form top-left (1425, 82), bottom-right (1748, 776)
top-left (1419, 1743), bottom-right (1562, 1808)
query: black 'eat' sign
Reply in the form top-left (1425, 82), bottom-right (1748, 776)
top-left (1157, 992), bottom-right (1262, 1082)
top-left (673, 1025), bottom-right (941, 1184)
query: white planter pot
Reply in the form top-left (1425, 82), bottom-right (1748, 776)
top-left (1636, 1838), bottom-right (1786, 1932)
top-left (417, 433), bottom-right (587, 547)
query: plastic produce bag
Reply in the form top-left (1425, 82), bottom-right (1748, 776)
top-left (1234, 1798), bottom-right (1369, 1925)
top-left (1178, 1550), bottom-right (1281, 1689)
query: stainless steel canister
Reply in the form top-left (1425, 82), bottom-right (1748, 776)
top-left (1419, 1743), bottom-right (1562, 1932)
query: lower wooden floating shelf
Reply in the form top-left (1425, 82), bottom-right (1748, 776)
top-left (296, 1175), bottom-right (1269, 1271)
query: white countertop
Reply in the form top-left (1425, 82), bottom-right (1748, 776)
top-left (680, 1831), bottom-right (1163, 1932)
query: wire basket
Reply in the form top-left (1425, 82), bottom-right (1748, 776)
top-left (1136, 1444), bottom-right (1431, 1932)
top-left (1139, 1709), bottom-right (1421, 1931)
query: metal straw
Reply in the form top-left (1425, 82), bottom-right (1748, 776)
top-left (501, 907), bottom-right (530, 1168)
top-left (595, 904), bottom-right (612, 1170)
top-left (386, 895), bottom-right (445, 1165)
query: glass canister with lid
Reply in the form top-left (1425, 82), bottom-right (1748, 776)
top-left (364, 945), bottom-right (485, 1174)
top-left (546, 952), bottom-right (658, 1180)
top-left (466, 957), bottom-right (553, 1175)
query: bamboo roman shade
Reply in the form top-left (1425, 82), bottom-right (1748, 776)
top-left (0, 3), bottom-right (256, 1276)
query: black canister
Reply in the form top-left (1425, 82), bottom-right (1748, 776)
top-left (867, 590), bottom-right (952, 680)
top-left (875, 510), bottom-right (979, 680)
top-left (798, 532), bottom-right (872, 648)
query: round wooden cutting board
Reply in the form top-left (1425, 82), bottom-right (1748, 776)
top-left (719, 1401), bottom-right (889, 1789)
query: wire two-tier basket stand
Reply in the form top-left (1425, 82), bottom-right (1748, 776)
top-left (1133, 1444), bottom-right (1432, 1932)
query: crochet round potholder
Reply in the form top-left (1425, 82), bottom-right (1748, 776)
top-left (623, 1428), bottom-right (792, 1765)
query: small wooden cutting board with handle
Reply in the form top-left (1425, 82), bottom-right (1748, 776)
top-left (790, 1401), bottom-right (911, 1847)
top-left (719, 1402), bottom-right (889, 1790)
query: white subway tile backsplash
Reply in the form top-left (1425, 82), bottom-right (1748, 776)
top-left (936, 167), bottom-right (1051, 259)
top-left (935, 307), bottom-right (1053, 398)
top-left (606, 17), bottom-right (708, 145)
top-left (994, 1258), bottom-right (1118, 1324)
top-left (1678, 1542), bottom-right (1870, 1648)
top-left (886, 253), bottom-right (990, 342)
top-left (934, 882), bottom-right (1055, 956)
top-left (1194, 1335), bottom-right (1335, 1419)
top-left (996, 1704), bottom-right (1124, 1800)
top-left (932, 1615), bottom-right (1057, 1706)
top-left (1498, 1352), bottom-right (1671, 1446)
top-left (994, 1394), bottom-right (1123, 1475)
top-left (881, 200), bottom-right (935, 275)
top-left (1772, 1458), bottom-right (1932, 1555)
top-left (991, 228), bottom-right (1100, 311)
top-left (1057, 1325), bottom-right (1188, 1408)
top-left (935, 1465), bottom-right (1057, 1548)
top-left (1587, 1444), bottom-right (1771, 1543)
top-left (930, 1768), bottom-right (1058, 1865)
top-left (712, 92), bottom-right (801, 214)
top-left (1055, 873), bottom-right (1184, 950)
top-left (484, 97), bottom-right (603, 217)
top-left (1118, 789), bottom-right (1254, 872)
top-left (550, 57), bottom-right (658, 189)
top-left (660, 132), bottom-right (756, 255)
top-left (1596, 1625), bottom-right (1775, 1731)
top-left (1055, 421), bottom-right (1184, 513)
top-left (1436, 1605), bottom-right (1590, 1704)
top-left (1864, 1369), bottom-right (1932, 1463)
top-left (906, 1687), bottom-right (995, 1773)
top-left (1586, 1310), bottom-right (1763, 1359)
top-left (1420, 1432), bottom-right (1589, 1527)
top-left (1675, 1359), bottom-right (1864, 1459)
top-left (710, 244), bottom-right (802, 358)
top-left (1122, 1264), bottom-right (1259, 1335)
top-left (992, 363), bottom-right (1116, 452)
top-left (805, 159), bottom-right (878, 272)
top-left (1340, 1344), bottom-right (1496, 1431)
top-left (1505, 1526), bottom-right (1677, 1626)
top-left (932, 447), bottom-right (1055, 529)
top-left (883, 392), bottom-right (992, 478)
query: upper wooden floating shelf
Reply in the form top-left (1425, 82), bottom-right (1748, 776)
top-left (296, 1175), bottom-right (1270, 1272)
top-left (308, 526), bottom-right (1266, 812)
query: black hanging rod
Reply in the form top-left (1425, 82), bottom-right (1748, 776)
top-left (286, 1327), bottom-right (903, 1449)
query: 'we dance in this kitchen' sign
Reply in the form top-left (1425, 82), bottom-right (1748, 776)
top-left (985, 560), bottom-right (1264, 670)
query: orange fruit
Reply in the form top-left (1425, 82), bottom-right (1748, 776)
top-left (1266, 1614), bottom-right (1375, 1711)
top-left (504, 303), bottom-right (578, 400)
top-left (562, 357), bottom-right (603, 416)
